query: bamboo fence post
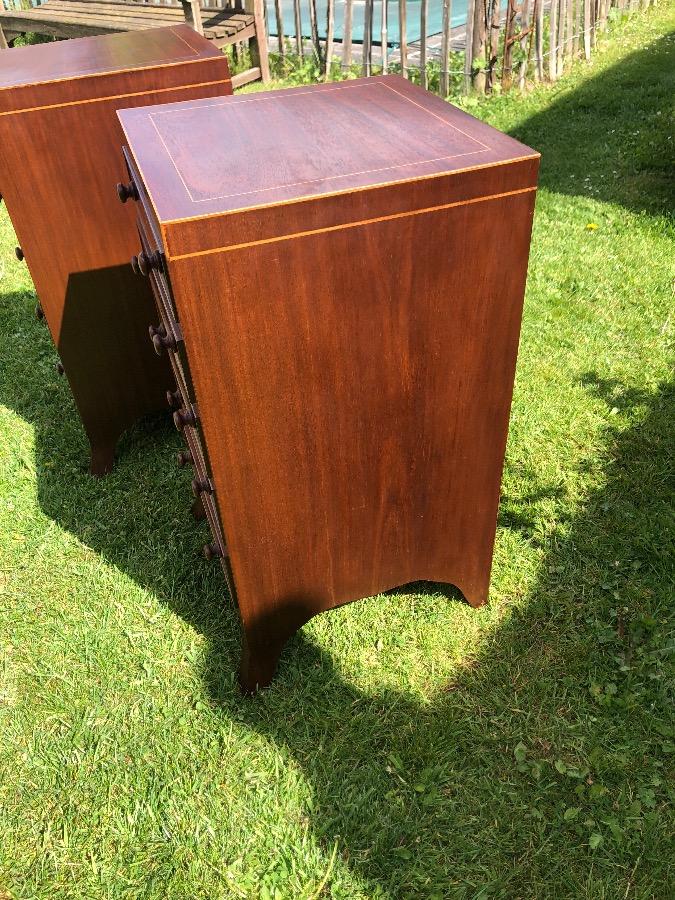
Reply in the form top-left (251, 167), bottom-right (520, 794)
top-left (501, 0), bottom-right (518, 91)
top-left (399, 0), bottom-right (408, 77)
top-left (273, 0), bottom-right (284, 55)
top-left (341, 0), bottom-right (353, 70)
top-left (557, 0), bottom-right (566, 74)
top-left (471, 0), bottom-right (486, 92)
top-left (381, 0), bottom-right (389, 74)
top-left (549, 0), bottom-right (559, 78)
top-left (440, 0), bottom-right (452, 96)
top-left (583, 0), bottom-right (591, 57)
top-left (573, 0), bottom-right (581, 55)
top-left (534, 0), bottom-right (543, 79)
top-left (362, 0), bottom-right (373, 75)
top-left (325, 0), bottom-right (335, 77)
top-left (308, 0), bottom-right (321, 63)
top-left (517, 0), bottom-right (531, 89)
top-left (420, 0), bottom-right (429, 89)
top-left (464, 0), bottom-right (476, 92)
top-left (590, 0), bottom-right (596, 48)
top-left (292, 0), bottom-right (303, 56)
top-left (487, 0), bottom-right (500, 92)
top-left (566, 0), bottom-right (574, 56)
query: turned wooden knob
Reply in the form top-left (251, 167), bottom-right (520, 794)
top-left (173, 407), bottom-right (197, 431)
top-left (56, 362), bottom-right (64, 376)
top-left (176, 449), bottom-right (193, 467)
top-left (35, 304), bottom-right (44, 321)
top-left (137, 249), bottom-right (162, 277)
top-left (203, 542), bottom-right (223, 561)
top-left (148, 323), bottom-right (177, 356)
top-left (191, 477), bottom-right (213, 498)
top-left (116, 181), bottom-right (138, 204)
top-left (166, 388), bottom-right (181, 408)
top-left (15, 246), bottom-right (24, 262)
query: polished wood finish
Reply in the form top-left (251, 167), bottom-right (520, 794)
top-left (0, 0), bottom-right (269, 87)
top-left (120, 75), bottom-right (540, 690)
top-left (0, 26), bottom-right (231, 474)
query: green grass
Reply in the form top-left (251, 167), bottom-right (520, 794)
top-left (1, 7), bottom-right (674, 898)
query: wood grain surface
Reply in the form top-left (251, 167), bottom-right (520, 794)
top-left (122, 75), bottom-right (539, 690)
top-left (0, 27), bottom-right (231, 474)
top-left (119, 74), bottom-right (538, 223)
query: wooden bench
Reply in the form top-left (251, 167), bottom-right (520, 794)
top-left (0, 0), bottom-right (269, 87)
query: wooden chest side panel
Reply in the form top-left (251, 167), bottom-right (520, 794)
top-left (169, 189), bottom-right (537, 629)
top-left (0, 74), bottom-right (229, 451)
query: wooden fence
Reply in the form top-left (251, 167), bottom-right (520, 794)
top-left (269, 0), bottom-right (657, 95)
top-left (2, 0), bottom-right (656, 96)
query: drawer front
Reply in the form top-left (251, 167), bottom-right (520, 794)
top-left (121, 146), bottom-right (163, 255)
top-left (171, 384), bottom-right (226, 556)
top-left (135, 223), bottom-right (199, 402)
top-left (136, 214), bottom-right (178, 323)
top-left (119, 150), bottom-right (230, 569)
top-left (183, 421), bottom-right (209, 483)
top-left (202, 491), bottom-right (228, 560)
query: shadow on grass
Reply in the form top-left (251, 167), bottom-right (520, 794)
top-left (506, 29), bottom-right (675, 216)
top-left (0, 29), bottom-right (673, 897)
top-left (1, 299), bottom-right (671, 892)
top-left (223, 375), bottom-right (673, 896)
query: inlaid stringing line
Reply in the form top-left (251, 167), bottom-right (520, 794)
top-left (159, 154), bottom-right (540, 225)
top-left (167, 186), bottom-right (537, 260)
top-left (0, 78), bottom-right (231, 117)
top-left (0, 29), bottom-right (216, 94)
top-left (146, 79), bottom-right (491, 205)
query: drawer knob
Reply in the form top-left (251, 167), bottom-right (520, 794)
top-left (35, 304), bottom-right (44, 321)
top-left (173, 407), bottom-right (197, 432)
top-left (203, 542), bottom-right (223, 561)
top-left (137, 249), bottom-right (163, 277)
top-left (15, 246), bottom-right (24, 262)
top-left (177, 449), bottom-right (193, 468)
top-left (116, 181), bottom-right (138, 204)
top-left (166, 388), bottom-right (181, 409)
top-left (191, 477), bottom-right (213, 498)
top-left (148, 324), bottom-right (177, 356)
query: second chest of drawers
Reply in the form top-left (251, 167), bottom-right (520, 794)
top-left (0, 26), bottom-right (231, 474)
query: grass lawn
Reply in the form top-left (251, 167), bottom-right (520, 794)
top-left (0, 7), bottom-right (673, 898)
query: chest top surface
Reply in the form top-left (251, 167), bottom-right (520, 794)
top-left (0, 25), bottom-right (220, 91)
top-left (119, 75), bottom-right (539, 224)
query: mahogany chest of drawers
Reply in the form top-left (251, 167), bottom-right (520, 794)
top-left (119, 76), bottom-right (540, 691)
top-left (0, 26), bottom-right (231, 474)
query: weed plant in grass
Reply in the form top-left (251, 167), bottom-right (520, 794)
top-left (0, 6), bottom-right (673, 899)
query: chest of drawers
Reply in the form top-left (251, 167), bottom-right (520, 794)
top-left (119, 76), bottom-right (540, 691)
top-left (0, 26), bottom-right (231, 474)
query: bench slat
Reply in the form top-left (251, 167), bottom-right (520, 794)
top-left (0, 0), bottom-right (267, 84)
top-left (0, 6), bottom-right (252, 35)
